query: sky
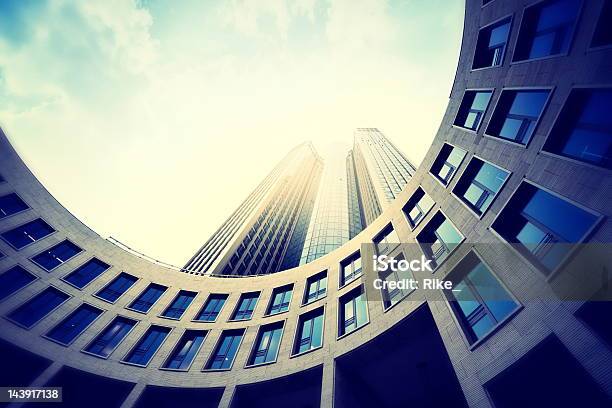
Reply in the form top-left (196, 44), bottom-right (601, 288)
top-left (0, 0), bottom-right (463, 266)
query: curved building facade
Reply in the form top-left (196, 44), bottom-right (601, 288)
top-left (0, 1), bottom-right (611, 407)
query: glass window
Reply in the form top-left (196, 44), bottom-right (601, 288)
top-left (303, 271), bottom-right (327, 305)
top-left (453, 158), bottom-right (510, 215)
top-left (455, 91), bottom-right (493, 130)
top-left (373, 225), bottom-right (400, 255)
top-left (63, 258), bottom-right (110, 289)
top-left (379, 253), bottom-right (413, 309)
top-left (45, 304), bottom-right (103, 345)
top-left (293, 307), bottom-right (324, 355)
top-left (31, 240), bottom-right (83, 271)
top-left (430, 143), bottom-right (467, 185)
top-left (486, 89), bottom-right (550, 144)
top-left (340, 252), bottom-right (362, 286)
top-left (7, 287), bottom-right (69, 328)
top-left (128, 283), bottom-right (167, 313)
top-left (543, 88), bottom-right (612, 169)
top-left (161, 290), bottom-right (196, 319)
top-left (248, 321), bottom-right (284, 366)
top-left (205, 329), bottom-right (244, 370)
top-left (339, 286), bottom-right (368, 337)
top-left (0, 193), bottom-right (29, 219)
top-left (403, 187), bottom-right (435, 228)
top-left (0, 265), bottom-right (37, 301)
top-left (266, 284), bottom-right (293, 315)
top-left (473, 18), bottom-right (511, 69)
top-left (95, 272), bottom-right (138, 303)
top-left (416, 211), bottom-right (463, 269)
top-left (194, 294), bottom-right (228, 322)
top-left (230, 292), bottom-right (260, 321)
top-left (513, 0), bottom-right (581, 61)
top-left (123, 325), bottom-right (171, 366)
top-left (1, 218), bottom-right (55, 250)
top-left (162, 330), bottom-right (207, 370)
top-left (84, 316), bottom-right (137, 358)
top-left (445, 252), bottom-right (519, 344)
top-left (492, 182), bottom-right (600, 274)
top-left (591, 0), bottom-right (612, 48)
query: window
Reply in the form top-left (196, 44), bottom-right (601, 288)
top-left (0, 193), bottom-right (29, 219)
top-left (416, 211), bottom-right (463, 269)
top-left (162, 330), bottom-right (207, 370)
top-left (513, 0), bottom-right (581, 61)
top-left (430, 143), bottom-right (467, 185)
top-left (31, 240), bottom-right (83, 271)
top-left (453, 157), bottom-right (510, 216)
top-left (454, 91), bottom-right (493, 131)
top-left (445, 252), bottom-right (519, 344)
top-left (204, 329), bottom-right (244, 370)
top-left (266, 284), bottom-right (293, 316)
top-left (492, 181), bottom-right (600, 274)
top-left (7, 287), bottom-right (69, 328)
top-left (338, 286), bottom-right (368, 337)
top-left (45, 304), bottom-right (103, 346)
top-left (473, 18), bottom-right (511, 69)
top-left (403, 187), bottom-right (435, 228)
top-left (293, 307), bottom-right (324, 355)
top-left (483, 0), bottom-right (494, 5)
top-left (373, 225), bottom-right (400, 255)
top-left (83, 316), bottom-right (137, 358)
top-left (542, 88), bottom-right (612, 169)
top-left (0, 265), bottom-right (37, 301)
top-left (128, 283), bottom-right (167, 313)
top-left (63, 258), bottom-right (110, 289)
top-left (486, 89), bottom-right (550, 145)
top-left (123, 325), bottom-right (171, 366)
top-left (379, 253), bottom-right (413, 309)
top-left (591, 0), bottom-right (612, 48)
top-left (1, 218), bottom-right (55, 250)
top-left (161, 290), bottom-right (196, 319)
top-left (194, 294), bottom-right (228, 322)
top-left (95, 272), bottom-right (138, 303)
top-left (340, 252), bottom-right (362, 286)
top-left (303, 271), bottom-right (327, 305)
top-left (247, 321), bottom-right (284, 366)
top-left (230, 292), bottom-right (259, 321)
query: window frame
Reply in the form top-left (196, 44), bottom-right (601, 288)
top-left (429, 142), bottom-right (468, 187)
top-left (60, 256), bottom-right (111, 290)
top-left (471, 15), bottom-right (514, 71)
top-left (160, 329), bottom-right (208, 372)
top-left (92, 272), bottom-right (138, 305)
top-left (403, 186), bottom-right (436, 230)
top-left (228, 291), bottom-right (261, 322)
top-left (0, 217), bottom-right (56, 251)
top-left (379, 252), bottom-right (415, 312)
top-left (337, 285), bottom-right (370, 339)
top-left (339, 250), bottom-right (363, 288)
top-left (245, 320), bottom-right (286, 368)
top-left (42, 302), bottom-right (105, 347)
top-left (158, 289), bottom-right (197, 321)
top-left (452, 88), bottom-right (495, 132)
top-left (202, 328), bottom-right (246, 372)
top-left (4, 285), bottom-right (71, 329)
top-left (0, 263), bottom-right (39, 302)
top-left (80, 314), bottom-right (139, 360)
top-left (125, 283), bottom-right (168, 315)
top-left (415, 210), bottom-right (466, 271)
top-left (0, 192), bottom-right (30, 220)
top-left (121, 324), bottom-right (173, 368)
top-left (290, 305), bottom-right (326, 358)
top-left (191, 293), bottom-right (229, 323)
top-left (372, 223), bottom-right (402, 256)
top-left (302, 271), bottom-right (328, 306)
top-left (588, 0), bottom-right (612, 51)
top-left (265, 284), bottom-right (293, 317)
top-left (29, 239), bottom-right (83, 272)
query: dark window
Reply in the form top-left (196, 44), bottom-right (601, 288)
top-left (45, 304), bottom-right (103, 345)
top-left (403, 187), bottom-right (435, 228)
top-left (339, 286), bottom-right (368, 337)
top-left (194, 294), bottom-right (228, 322)
top-left (486, 89), bottom-right (550, 144)
top-left (293, 307), bottom-right (324, 355)
top-left (513, 0), bottom-right (581, 61)
top-left (162, 330), bottom-right (207, 370)
top-left (248, 321), bottom-right (284, 366)
top-left (340, 252), bottom-right (362, 286)
top-left (95, 272), bottom-right (138, 303)
top-left (445, 252), bottom-right (519, 344)
top-left (230, 292), bottom-right (259, 321)
top-left (453, 157), bottom-right (510, 215)
top-left (373, 225), bottom-right (400, 255)
top-left (160, 290), bottom-right (196, 319)
top-left (0, 265), bottom-right (37, 301)
top-left (0, 193), bottom-right (29, 219)
top-left (542, 88), bottom-right (612, 169)
top-left (575, 301), bottom-right (612, 347)
top-left (492, 181), bottom-right (600, 274)
top-left (591, 0), bottom-right (612, 48)
top-left (473, 18), bottom-right (511, 69)
top-left (123, 325), bottom-right (171, 366)
top-left (63, 258), bottom-right (110, 289)
top-left (430, 143), bottom-right (467, 185)
top-left (483, 0), bottom-right (494, 5)
top-left (416, 211), bottom-right (463, 269)
top-left (379, 253), bottom-right (413, 309)
top-left (454, 91), bottom-right (493, 130)
top-left (1, 218), bottom-right (55, 250)
top-left (266, 284), bottom-right (293, 315)
top-left (303, 271), bottom-right (327, 305)
top-left (7, 287), bottom-right (69, 328)
top-left (31, 240), bottom-right (83, 271)
top-left (84, 316), bottom-right (137, 358)
top-left (205, 329), bottom-right (244, 370)
top-left (129, 283), bottom-right (167, 313)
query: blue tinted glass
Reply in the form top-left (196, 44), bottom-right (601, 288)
top-left (474, 162), bottom-right (508, 192)
top-left (32, 240), bottom-right (82, 271)
top-left (1, 219), bottom-right (55, 249)
top-left (471, 314), bottom-right (496, 338)
top-left (537, 0), bottom-right (579, 31)
top-left (0, 193), bottom-right (28, 219)
top-left (0, 265), bottom-right (36, 301)
top-left (581, 91), bottom-right (612, 125)
top-left (207, 331), bottom-right (243, 370)
top-left (124, 326), bottom-right (170, 366)
top-left (562, 129), bottom-right (611, 164)
top-left (311, 313), bottom-right (324, 348)
top-left (510, 91), bottom-right (549, 117)
top-left (489, 22), bottom-right (510, 47)
top-left (63, 258), bottom-right (110, 289)
top-left (250, 324), bottom-right (283, 365)
top-left (232, 292), bottom-right (259, 320)
top-left (448, 147), bottom-right (466, 166)
top-left (8, 287), bottom-right (69, 328)
top-left (437, 220), bottom-right (462, 244)
top-left (472, 92), bottom-right (492, 111)
top-left (163, 330), bottom-right (206, 370)
top-left (46, 304), bottom-right (102, 345)
top-left (269, 286), bottom-right (292, 314)
top-left (468, 263), bottom-right (518, 322)
top-left (85, 316), bottom-right (136, 358)
top-left (129, 284), bottom-right (167, 313)
top-left (195, 294), bottom-right (227, 321)
top-left (96, 273), bottom-right (138, 302)
top-left (162, 290), bottom-right (196, 319)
